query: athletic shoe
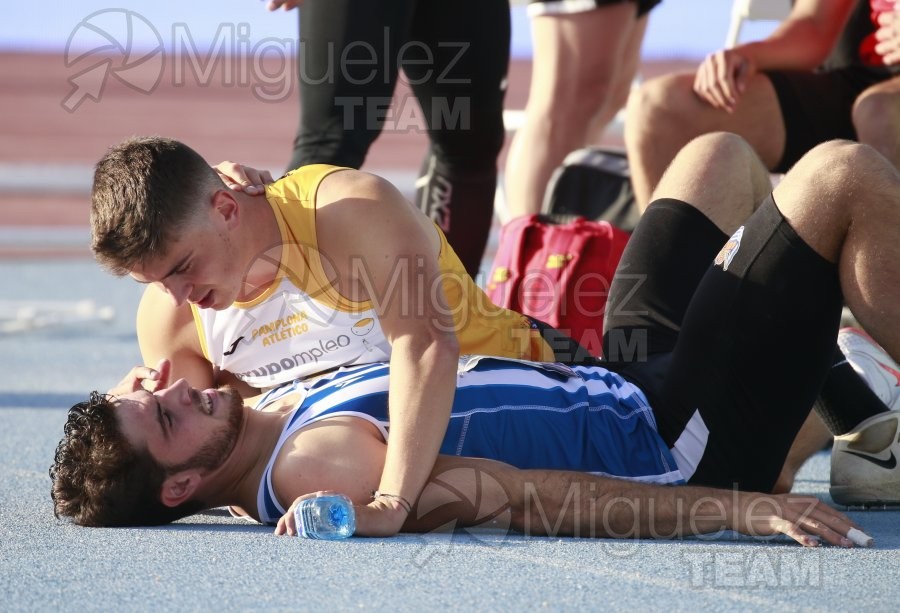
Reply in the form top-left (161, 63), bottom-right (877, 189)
top-left (830, 328), bottom-right (900, 504)
top-left (830, 410), bottom-right (900, 505)
top-left (836, 327), bottom-right (900, 411)
top-left (839, 307), bottom-right (859, 331)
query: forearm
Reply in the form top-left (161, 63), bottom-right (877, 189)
top-left (738, 7), bottom-right (850, 71)
top-left (406, 457), bottom-right (734, 539)
top-left (406, 459), bottom-right (861, 547)
top-left (379, 334), bottom-right (459, 504)
top-left (136, 285), bottom-right (214, 389)
top-left (738, 36), bottom-right (825, 72)
top-left (506, 470), bottom-right (736, 539)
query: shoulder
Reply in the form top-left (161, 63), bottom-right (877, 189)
top-left (315, 168), bottom-right (404, 212)
top-left (269, 164), bottom-right (349, 202)
top-left (136, 284), bottom-right (208, 378)
top-left (270, 416), bottom-right (387, 508)
top-left (314, 169), bottom-right (440, 260)
top-left (136, 284), bottom-right (195, 343)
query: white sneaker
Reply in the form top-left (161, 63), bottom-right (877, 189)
top-left (830, 410), bottom-right (900, 505)
top-left (836, 327), bottom-right (900, 411)
top-left (830, 328), bottom-right (900, 505)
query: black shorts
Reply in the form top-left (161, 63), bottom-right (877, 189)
top-left (602, 197), bottom-right (842, 492)
top-left (528, 0), bottom-right (661, 18)
top-left (766, 65), bottom-right (896, 173)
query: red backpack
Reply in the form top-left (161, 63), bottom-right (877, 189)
top-left (486, 147), bottom-right (636, 357)
top-left (486, 215), bottom-right (630, 358)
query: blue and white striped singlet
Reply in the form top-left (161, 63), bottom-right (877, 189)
top-left (254, 357), bottom-right (683, 523)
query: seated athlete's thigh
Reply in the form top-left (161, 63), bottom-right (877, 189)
top-left (656, 196), bottom-right (842, 492)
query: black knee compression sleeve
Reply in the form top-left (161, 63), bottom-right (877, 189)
top-left (815, 346), bottom-right (890, 435)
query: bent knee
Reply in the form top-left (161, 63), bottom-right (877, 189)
top-left (629, 73), bottom-right (695, 116)
top-left (797, 139), bottom-right (883, 184)
top-left (781, 140), bottom-right (896, 225)
top-left (680, 132), bottom-right (757, 164)
top-left (626, 73), bottom-right (704, 142)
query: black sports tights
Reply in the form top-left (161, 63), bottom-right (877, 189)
top-left (292, 0), bottom-right (511, 276)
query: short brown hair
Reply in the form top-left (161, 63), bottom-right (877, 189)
top-left (90, 136), bottom-right (222, 275)
top-left (49, 392), bottom-right (202, 527)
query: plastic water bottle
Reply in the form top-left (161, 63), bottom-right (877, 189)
top-left (294, 494), bottom-right (356, 540)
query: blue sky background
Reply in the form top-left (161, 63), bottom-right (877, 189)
top-left (1, 1), bottom-right (780, 59)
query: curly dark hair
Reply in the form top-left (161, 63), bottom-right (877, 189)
top-left (49, 392), bottom-right (203, 527)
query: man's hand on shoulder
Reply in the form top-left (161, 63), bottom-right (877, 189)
top-left (212, 161), bottom-right (274, 196)
top-left (106, 359), bottom-right (171, 395)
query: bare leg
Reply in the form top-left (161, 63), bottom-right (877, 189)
top-left (654, 134), bottom-right (899, 490)
top-left (650, 132), bottom-right (773, 232)
top-left (638, 133), bottom-right (839, 492)
top-left (586, 15), bottom-right (649, 144)
top-left (772, 140), bottom-right (900, 360)
top-left (625, 71), bottom-right (785, 209)
top-left (853, 75), bottom-right (900, 169)
top-left (505, 3), bottom-right (640, 218)
top-left (773, 412), bottom-right (832, 493)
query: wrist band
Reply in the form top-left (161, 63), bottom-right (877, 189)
top-left (371, 490), bottom-right (412, 513)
